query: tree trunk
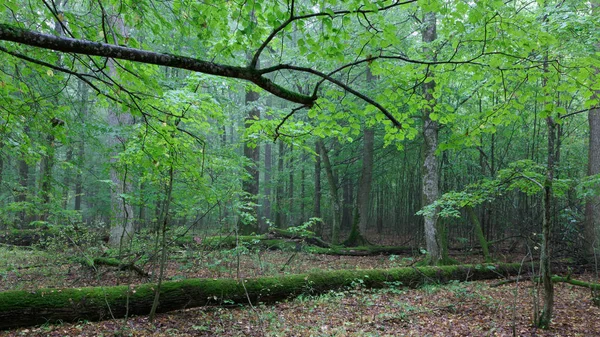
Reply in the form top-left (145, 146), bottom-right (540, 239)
top-left (261, 138), bottom-right (272, 233)
top-left (74, 79), bottom-right (88, 213)
top-left (421, 11), bottom-right (442, 264)
top-left (0, 263), bottom-right (524, 330)
top-left (585, 1), bottom-right (600, 258)
top-left (345, 125), bottom-right (374, 247)
top-left (314, 141), bottom-right (322, 235)
top-left (341, 179), bottom-right (353, 230)
top-left (288, 144), bottom-right (294, 226)
top-left (300, 157), bottom-right (306, 222)
top-left (107, 14), bottom-right (134, 247)
top-left (317, 140), bottom-right (341, 245)
top-left (466, 206), bottom-right (491, 262)
top-left (62, 146), bottom-right (73, 210)
top-left (537, 48), bottom-right (555, 329)
top-left (275, 140), bottom-right (285, 227)
top-left (240, 78), bottom-right (260, 235)
top-left (74, 140), bottom-right (84, 212)
top-left (17, 127), bottom-right (30, 226)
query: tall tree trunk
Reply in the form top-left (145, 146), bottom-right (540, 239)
top-left (357, 68), bottom-right (376, 236)
top-left (17, 126), bottom-right (30, 226)
top-left (585, 0), bottom-right (600, 258)
top-left (421, 11), bottom-right (442, 264)
top-left (314, 141), bottom-right (322, 235)
top-left (61, 146), bottom-right (73, 210)
top-left (74, 78), bottom-right (88, 213)
top-left (240, 80), bottom-right (260, 234)
top-left (288, 144), bottom-right (294, 226)
top-left (537, 43), bottom-right (555, 328)
top-left (346, 67), bottom-right (376, 246)
top-left (261, 138), bottom-right (272, 232)
top-left (275, 140), bottom-right (285, 227)
top-left (317, 140), bottom-right (341, 245)
top-left (0, 143), bottom-right (3, 192)
top-left (107, 14), bottom-right (134, 248)
top-left (300, 156), bottom-right (305, 222)
top-left (341, 180), bottom-right (353, 230)
top-left (74, 140), bottom-right (84, 212)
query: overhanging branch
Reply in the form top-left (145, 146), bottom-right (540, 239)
top-left (0, 23), bottom-right (315, 106)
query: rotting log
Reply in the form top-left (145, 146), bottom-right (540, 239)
top-left (197, 234), bottom-right (413, 256)
top-left (0, 263), bottom-right (522, 330)
top-left (84, 257), bottom-right (149, 278)
top-left (0, 229), bottom-right (55, 246)
top-left (307, 245), bottom-right (416, 256)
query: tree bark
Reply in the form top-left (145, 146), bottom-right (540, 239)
top-left (421, 11), bottom-right (442, 264)
top-left (17, 127), bottom-right (30, 225)
top-left (240, 76), bottom-right (260, 235)
top-left (314, 141), bottom-right (322, 235)
top-left (262, 137), bottom-right (272, 232)
top-left (537, 45), bottom-right (555, 328)
top-left (0, 263), bottom-right (524, 330)
top-left (0, 24), bottom-right (314, 106)
top-left (275, 140), bottom-right (285, 227)
top-left (288, 144), bottom-right (294, 226)
top-left (317, 140), bottom-right (341, 245)
top-left (584, 1), bottom-right (600, 258)
top-left (466, 206), bottom-right (491, 262)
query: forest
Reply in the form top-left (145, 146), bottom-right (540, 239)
top-left (0, 0), bottom-right (599, 336)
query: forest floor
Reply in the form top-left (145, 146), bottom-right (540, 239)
top-left (0, 246), bottom-right (599, 336)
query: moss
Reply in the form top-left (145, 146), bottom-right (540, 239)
top-left (306, 245), bottom-right (414, 256)
top-left (200, 235), bottom-right (267, 248)
top-left (270, 228), bottom-right (316, 238)
top-left (0, 263), bottom-right (522, 329)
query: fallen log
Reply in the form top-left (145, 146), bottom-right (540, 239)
top-left (0, 263), bottom-right (522, 330)
top-left (307, 245), bottom-right (416, 256)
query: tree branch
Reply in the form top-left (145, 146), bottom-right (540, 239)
top-left (0, 23), bottom-right (315, 106)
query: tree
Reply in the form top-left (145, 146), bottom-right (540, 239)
top-left (584, 0), bottom-right (600, 258)
top-left (420, 10), bottom-right (443, 264)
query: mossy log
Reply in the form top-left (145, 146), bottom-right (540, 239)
top-left (81, 257), bottom-right (149, 278)
top-left (0, 229), bottom-right (55, 246)
top-left (0, 263), bottom-right (521, 330)
top-left (269, 228), bottom-right (331, 248)
top-left (551, 276), bottom-right (600, 290)
top-left (308, 245), bottom-right (416, 256)
top-left (198, 234), bottom-right (411, 256)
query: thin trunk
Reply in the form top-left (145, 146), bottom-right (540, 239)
top-left (275, 140), bottom-right (285, 227)
top-left (107, 14), bottom-right (134, 247)
top-left (74, 140), bottom-right (84, 212)
top-left (537, 45), bottom-right (554, 328)
top-left (314, 141), bottom-right (322, 235)
top-left (262, 139), bottom-right (272, 232)
top-left (62, 146), bottom-right (73, 210)
top-left (288, 144), bottom-right (294, 226)
top-left (38, 132), bottom-right (55, 221)
top-left (0, 143), bottom-right (3, 191)
top-left (300, 158), bottom-right (305, 222)
top-left (149, 160), bottom-right (175, 322)
top-left (240, 81), bottom-right (260, 234)
top-left (74, 78), bottom-right (88, 213)
top-left (17, 126), bottom-right (30, 225)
